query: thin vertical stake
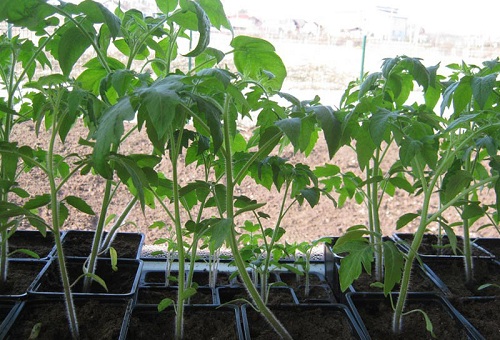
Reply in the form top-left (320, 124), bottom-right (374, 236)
top-left (360, 35), bottom-right (367, 80)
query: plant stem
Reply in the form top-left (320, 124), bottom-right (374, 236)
top-left (47, 90), bottom-right (79, 339)
top-left (82, 177), bottom-right (113, 292)
top-left (392, 157), bottom-right (428, 334)
top-left (222, 95), bottom-right (292, 340)
top-left (170, 128), bottom-right (186, 340)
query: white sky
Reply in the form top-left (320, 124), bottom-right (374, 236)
top-left (221, 0), bottom-right (498, 36)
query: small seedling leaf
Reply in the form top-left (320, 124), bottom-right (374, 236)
top-left (84, 273), bottom-right (108, 292)
top-left (158, 298), bottom-right (174, 312)
top-left (109, 247), bottom-right (118, 271)
top-left (9, 248), bottom-right (40, 259)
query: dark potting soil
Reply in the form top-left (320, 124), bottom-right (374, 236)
top-left (292, 285), bottom-right (336, 303)
top-left (244, 306), bottom-right (358, 340)
top-left (351, 265), bottom-right (439, 293)
top-left (0, 260), bottom-right (46, 295)
top-left (352, 296), bottom-right (469, 339)
top-left (126, 306), bottom-right (240, 339)
top-left (137, 287), bottom-right (214, 305)
top-left (474, 238), bottom-right (500, 258)
top-left (35, 259), bottom-right (138, 294)
top-left (9, 231), bottom-right (55, 259)
top-left (62, 231), bottom-right (142, 258)
top-left (0, 303), bottom-right (16, 325)
top-left (449, 297), bottom-right (500, 339)
top-left (190, 270), bottom-right (232, 286)
top-left (4, 299), bottom-right (129, 340)
top-left (397, 234), bottom-right (487, 256)
top-left (276, 271), bottom-right (326, 287)
top-left (424, 258), bottom-right (500, 296)
top-left (217, 287), bottom-right (297, 305)
top-left (143, 270), bottom-right (180, 285)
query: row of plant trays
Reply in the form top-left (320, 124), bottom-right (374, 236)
top-left (0, 231), bottom-right (498, 339)
top-left (325, 233), bottom-right (500, 339)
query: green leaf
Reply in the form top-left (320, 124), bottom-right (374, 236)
top-left (0, 0), bottom-right (55, 31)
top-left (64, 196), bottom-right (95, 215)
top-left (275, 118), bottom-right (301, 151)
top-left (440, 169), bottom-right (473, 204)
top-left (109, 247), bottom-right (118, 271)
top-left (199, 0), bottom-right (232, 31)
top-left (112, 154), bottom-right (151, 211)
top-left (84, 273), bottom-right (108, 292)
top-left (58, 27), bottom-right (92, 76)
top-left (300, 187), bottom-right (320, 208)
top-left (359, 72), bottom-right (381, 98)
top-left (369, 109), bottom-right (398, 147)
top-left (78, 0), bottom-right (121, 38)
top-left (313, 106), bottom-right (341, 159)
top-left (338, 241), bottom-right (373, 292)
top-left (258, 126), bottom-right (282, 157)
top-left (461, 202), bottom-right (485, 220)
top-left (209, 218), bottom-right (232, 253)
top-left (158, 298), bottom-right (174, 312)
top-left (235, 203), bottom-right (266, 217)
top-left (9, 248), bottom-right (40, 259)
top-left (138, 77), bottom-right (184, 141)
top-left (389, 176), bottom-right (414, 194)
top-left (181, 287), bottom-right (198, 300)
top-left (93, 98), bottom-right (136, 178)
top-left (453, 78), bottom-right (473, 114)
top-left (183, 1), bottom-right (211, 57)
top-left (24, 194), bottom-right (51, 210)
top-left (232, 36), bottom-right (286, 91)
top-left (471, 74), bottom-right (496, 109)
top-left (355, 125), bottom-right (376, 171)
top-left (382, 241), bottom-right (404, 295)
top-left (396, 213), bottom-right (419, 230)
top-left (156, 0), bottom-right (178, 14)
top-left (192, 95), bottom-right (223, 153)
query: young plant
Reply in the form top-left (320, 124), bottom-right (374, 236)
top-left (0, 24), bottom-right (53, 285)
top-left (383, 57), bottom-right (500, 334)
top-left (332, 56), bottom-right (431, 294)
top-left (436, 58), bottom-right (500, 284)
top-left (293, 237), bottom-right (332, 297)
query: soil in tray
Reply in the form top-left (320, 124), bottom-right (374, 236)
top-left (127, 306), bottom-right (240, 340)
top-left (143, 270), bottom-right (181, 285)
top-left (9, 232), bottom-right (55, 259)
top-left (0, 303), bottom-right (16, 324)
top-left (137, 287), bottom-right (214, 305)
top-left (62, 231), bottom-right (142, 258)
top-left (190, 270), bottom-right (232, 286)
top-left (425, 258), bottom-right (500, 296)
top-left (449, 297), bottom-right (500, 339)
top-left (4, 299), bottom-right (129, 340)
top-left (276, 272), bottom-right (326, 287)
top-left (474, 238), bottom-right (500, 258)
top-left (396, 234), bottom-right (486, 256)
top-left (351, 265), bottom-right (439, 293)
top-left (35, 260), bottom-right (138, 294)
top-left (352, 296), bottom-right (469, 339)
top-left (0, 261), bottom-right (46, 296)
top-left (293, 285), bottom-right (335, 303)
top-left (218, 287), bottom-right (296, 305)
top-left (244, 306), bottom-right (358, 340)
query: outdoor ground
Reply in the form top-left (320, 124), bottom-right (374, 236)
top-left (11, 32), bottom-right (500, 248)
